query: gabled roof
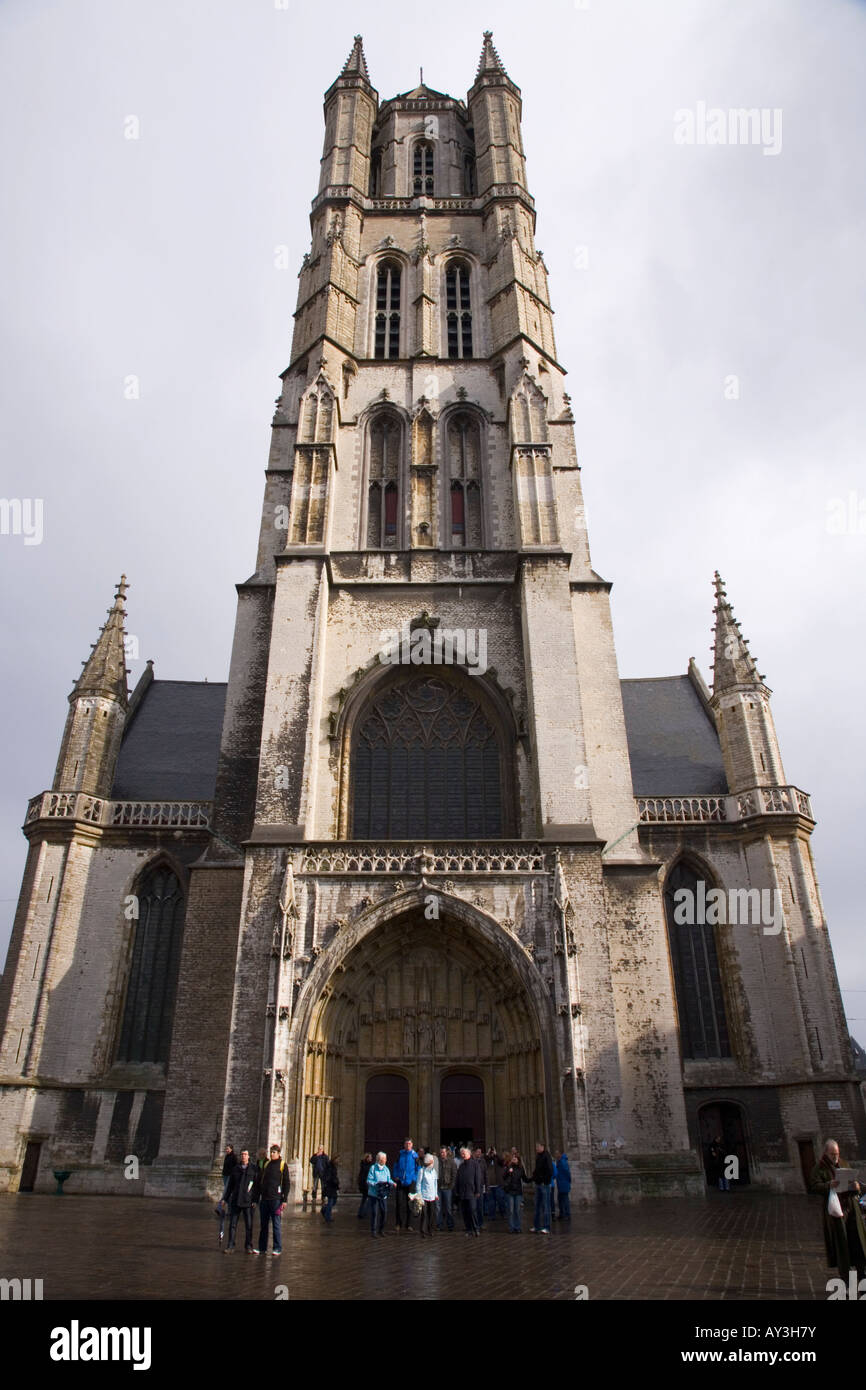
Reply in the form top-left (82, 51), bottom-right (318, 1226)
top-left (620, 674), bottom-right (727, 796)
top-left (111, 680), bottom-right (227, 801)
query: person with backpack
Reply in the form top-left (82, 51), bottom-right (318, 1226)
top-left (258, 1143), bottom-right (289, 1255)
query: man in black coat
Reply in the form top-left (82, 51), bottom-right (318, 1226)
top-left (809, 1138), bottom-right (866, 1279)
top-left (531, 1142), bottom-right (554, 1234)
top-left (258, 1144), bottom-right (290, 1255)
top-left (225, 1149), bottom-right (260, 1253)
top-left (437, 1147), bottom-right (457, 1230)
top-left (455, 1146), bottom-right (482, 1236)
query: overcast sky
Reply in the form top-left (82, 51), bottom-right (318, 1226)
top-left (1, 0), bottom-right (864, 1032)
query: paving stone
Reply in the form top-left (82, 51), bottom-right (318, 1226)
top-left (0, 1188), bottom-right (833, 1302)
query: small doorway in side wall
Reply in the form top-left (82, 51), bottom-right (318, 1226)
top-left (19, 1141), bottom-right (42, 1192)
top-left (797, 1139), bottom-right (816, 1192)
top-left (698, 1101), bottom-right (751, 1186)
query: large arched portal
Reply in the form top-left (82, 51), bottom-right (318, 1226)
top-left (296, 908), bottom-right (548, 1174)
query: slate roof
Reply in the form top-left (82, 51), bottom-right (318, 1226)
top-left (620, 675), bottom-right (727, 797)
top-left (110, 673), bottom-right (726, 805)
top-left (111, 681), bottom-right (227, 801)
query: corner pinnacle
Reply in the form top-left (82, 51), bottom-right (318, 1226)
top-left (710, 572), bottom-right (765, 696)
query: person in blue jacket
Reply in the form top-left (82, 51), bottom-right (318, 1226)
top-left (393, 1138), bottom-right (421, 1232)
top-left (555, 1149), bottom-right (572, 1221)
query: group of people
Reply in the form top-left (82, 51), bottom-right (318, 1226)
top-left (219, 1133), bottom-right (865, 1286)
top-left (337, 1140), bottom-right (571, 1237)
top-left (217, 1144), bottom-right (290, 1253)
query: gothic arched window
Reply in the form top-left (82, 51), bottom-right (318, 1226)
top-left (463, 153), bottom-right (477, 196)
top-left (369, 147), bottom-right (382, 197)
top-left (374, 260), bottom-right (401, 360)
top-left (446, 262), bottom-right (473, 359)
top-left (663, 861), bottom-right (732, 1060)
top-left (116, 864), bottom-right (185, 1066)
top-left (413, 141), bottom-right (434, 196)
top-left (366, 411), bottom-right (403, 548)
top-left (351, 676), bottom-right (504, 839)
top-left (446, 412), bottom-right (483, 547)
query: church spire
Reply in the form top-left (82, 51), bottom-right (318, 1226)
top-left (341, 34), bottom-right (370, 83)
top-left (73, 574), bottom-right (130, 706)
top-left (475, 29), bottom-right (508, 80)
top-left (710, 571), bottom-right (765, 695)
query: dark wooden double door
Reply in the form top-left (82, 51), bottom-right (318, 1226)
top-left (364, 1072), bottom-right (484, 1162)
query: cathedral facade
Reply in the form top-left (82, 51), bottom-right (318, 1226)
top-left (1, 34), bottom-right (862, 1203)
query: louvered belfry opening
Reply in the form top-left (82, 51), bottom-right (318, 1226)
top-left (351, 673), bottom-right (505, 839)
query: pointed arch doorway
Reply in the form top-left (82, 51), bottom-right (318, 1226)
top-left (295, 904), bottom-right (551, 1178)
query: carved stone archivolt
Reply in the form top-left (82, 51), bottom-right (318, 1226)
top-left (299, 906), bottom-right (547, 1164)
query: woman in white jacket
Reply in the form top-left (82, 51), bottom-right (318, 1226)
top-left (415, 1152), bottom-right (439, 1238)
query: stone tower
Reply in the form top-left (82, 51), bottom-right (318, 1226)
top-left (148, 32), bottom-right (699, 1203)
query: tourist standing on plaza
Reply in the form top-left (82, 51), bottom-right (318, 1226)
top-left (502, 1149), bottom-right (528, 1234)
top-left (221, 1144), bottom-right (237, 1199)
top-left (472, 1146), bottom-right (487, 1229)
top-left (485, 1147), bottom-right (506, 1220)
top-left (555, 1150), bottom-right (572, 1221)
top-left (707, 1136), bottom-right (729, 1191)
top-left (217, 1143), bottom-right (238, 1240)
top-left (415, 1152), bottom-right (439, 1238)
top-left (225, 1148), bottom-right (260, 1253)
top-left (531, 1142), bottom-right (554, 1233)
top-left (437, 1146), bottom-right (456, 1230)
top-left (309, 1145), bottom-right (329, 1206)
top-left (366, 1152), bottom-right (394, 1237)
top-left (357, 1152), bottom-right (373, 1219)
top-left (809, 1138), bottom-right (866, 1280)
top-left (321, 1154), bottom-right (340, 1223)
top-left (258, 1144), bottom-right (289, 1255)
top-left (455, 1146), bottom-right (482, 1236)
top-left (393, 1138), bottom-right (421, 1232)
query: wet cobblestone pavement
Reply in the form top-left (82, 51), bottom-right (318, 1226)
top-left (0, 1188), bottom-right (832, 1301)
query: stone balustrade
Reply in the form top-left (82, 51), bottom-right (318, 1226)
top-left (637, 786), bottom-right (813, 825)
top-left (26, 793), bottom-right (212, 829)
